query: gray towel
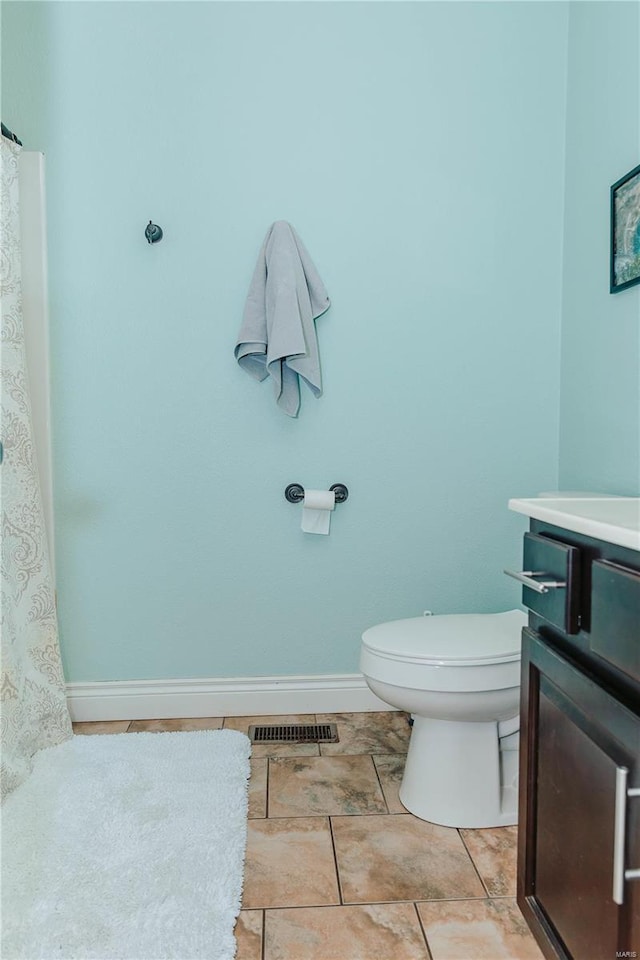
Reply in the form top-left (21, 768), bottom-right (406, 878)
top-left (234, 221), bottom-right (330, 417)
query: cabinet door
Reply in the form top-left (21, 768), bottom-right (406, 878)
top-left (519, 630), bottom-right (640, 960)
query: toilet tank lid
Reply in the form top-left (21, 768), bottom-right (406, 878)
top-left (361, 610), bottom-right (527, 665)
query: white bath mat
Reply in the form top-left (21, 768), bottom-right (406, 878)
top-left (1, 729), bottom-right (251, 960)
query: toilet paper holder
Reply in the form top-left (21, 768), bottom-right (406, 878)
top-left (285, 483), bottom-right (349, 504)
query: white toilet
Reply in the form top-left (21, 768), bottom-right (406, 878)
top-left (360, 609), bottom-right (527, 829)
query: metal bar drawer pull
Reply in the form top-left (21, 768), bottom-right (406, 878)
top-left (613, 767), bottom-right (640, 905)
top-left (503, 569), bottom-right (567, 594)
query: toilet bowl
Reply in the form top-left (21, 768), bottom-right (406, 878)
top-left (360, 609), bottom-right (527, 828)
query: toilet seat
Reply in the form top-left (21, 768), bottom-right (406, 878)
top-left (362, 610), bottom-right (525, 667)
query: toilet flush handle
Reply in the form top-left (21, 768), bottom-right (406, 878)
top-left (503, 569), bottom-right (567, 594)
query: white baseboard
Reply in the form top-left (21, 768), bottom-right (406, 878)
top-left (66, 674), bottom-right (395, 722)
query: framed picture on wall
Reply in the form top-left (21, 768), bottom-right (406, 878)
top-left (610, 163), bottom-right (640, 293)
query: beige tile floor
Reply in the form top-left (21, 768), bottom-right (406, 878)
top-left (72, 711), bottom-right (545, 960)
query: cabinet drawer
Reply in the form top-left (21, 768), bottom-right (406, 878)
top-left (591, 559), bottom-right (640, 684)
top-left (521, 533), bottom-right (581, 634)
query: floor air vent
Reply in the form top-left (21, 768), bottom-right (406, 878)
top-left (248, 723), bottom-right (339, 744)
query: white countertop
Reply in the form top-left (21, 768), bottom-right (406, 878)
top-left (508, 496), bottom-right (640, 551)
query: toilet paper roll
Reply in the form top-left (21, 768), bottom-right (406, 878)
top-left (301, 489), bottom-right (335, 535)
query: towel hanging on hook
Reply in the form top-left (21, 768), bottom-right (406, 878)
top-left (234, 222), bottom-right (330, 417)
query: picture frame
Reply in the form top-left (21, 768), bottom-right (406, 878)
top-left (610, 163), bottom-right (640, 293)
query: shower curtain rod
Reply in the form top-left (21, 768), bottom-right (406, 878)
top-left (1, 122), bottom-right (23, 146)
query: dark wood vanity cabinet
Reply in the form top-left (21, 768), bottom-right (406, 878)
top-left (517, 521), bottom-right (640, 960)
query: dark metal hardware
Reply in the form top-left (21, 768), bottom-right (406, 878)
top-left (284, 484), bottom-right (305, 503)
top-left (329, 483), bottom-right (349, 503)
top-left (249, 723), bottom-right (339, 744)
top-left (1, 122), bottom-right (22, 146)
top-left (145, 220), bottom-right (163, 244)
top-left (284, 483), bottom-right (349, 504)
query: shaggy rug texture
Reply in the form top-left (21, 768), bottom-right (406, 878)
top-left (2, 729), bottom-right (251, 960)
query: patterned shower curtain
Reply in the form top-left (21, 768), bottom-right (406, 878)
top-left (1, 135), bottom-right (72, 801)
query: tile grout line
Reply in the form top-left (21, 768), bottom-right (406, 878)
top-left (265, 755), bottom-right (270, 820)
top-left (327, 815), bottom-right (345, 907)
top-left (457, 829), bottom-right (490, 899)
top-left (253, 895), bottom-right (502, 913)
top-left (413, 902), bottom-right (435, 960)
top-left (370, 753), bottom-right (393, 814)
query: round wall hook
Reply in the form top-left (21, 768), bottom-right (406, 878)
top-left (145, 220), bottom-right (163, 244)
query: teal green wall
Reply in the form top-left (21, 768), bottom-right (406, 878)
top-left (559, 1), bottom-right (640, 495)
top-left (2, 2), bottom-right (569, 682)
